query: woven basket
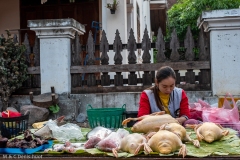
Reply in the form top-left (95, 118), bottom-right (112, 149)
top-left (87, 104), bottom-right (126, 129)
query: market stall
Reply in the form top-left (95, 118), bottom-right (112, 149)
top-left (1, 99), bottom-right (240, 159)
top-left (1, 126), bottom-right (240, 159)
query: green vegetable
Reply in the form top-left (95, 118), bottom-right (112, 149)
top-left (49, 104), bottom-right (60, 113)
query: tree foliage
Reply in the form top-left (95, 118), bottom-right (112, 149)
top-left (0, 30), bottom-right (28, 111)
top-left (167, 0), bottom-right (240, 41)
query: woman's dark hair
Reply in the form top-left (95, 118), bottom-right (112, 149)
top-left (155, 66), bottom-right (176, 83)
top-left (148, 66), bottom-right (176, 111)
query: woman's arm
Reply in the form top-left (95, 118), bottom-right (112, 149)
top-left (178, 90), bottom-right (190, 123)
top-left (176, 116), bottom-right (187, 125)
top-left (137, 91), bottom-right (151, 117)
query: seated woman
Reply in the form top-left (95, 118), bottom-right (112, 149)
top-left (137, 66), bottom-right (192, 125)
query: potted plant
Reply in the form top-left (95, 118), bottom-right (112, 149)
top-left (0, 30), bottom-right (28, 111)
top-left (106, 0), bottom-right (119, 14)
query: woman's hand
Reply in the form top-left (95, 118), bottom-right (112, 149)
top-left (176, 116), bottom-right (187, 125)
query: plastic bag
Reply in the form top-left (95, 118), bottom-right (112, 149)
top-left (95, 132), bottom-right (121, 152)
top-left (2, 110), bottom-right (21, 118)
top-left (1, 110), bottom-right (22, 128)
top-left (189, 99), bottom-right (211, 121)
top-left (95, 128), bottom-right (129, 152)
top-left (202, 93), bottom-right (239, 123)
top-left (47, 122), bottom-right (84, 142)
top-left (189, 103), bottom-right (203, 120)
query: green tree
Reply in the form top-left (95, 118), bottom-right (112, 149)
top-left (0, 30), bottom-right (28, 111)
top-left (167, 0), bottom-right (240, 41)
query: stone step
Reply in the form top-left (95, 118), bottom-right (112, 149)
top-left (201, 96), bottom-right (218, 105)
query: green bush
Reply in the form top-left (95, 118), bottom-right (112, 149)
top-left (167, 0), bottom-right (240, 41)
top-left (0, 30), bottom-right (28, 111)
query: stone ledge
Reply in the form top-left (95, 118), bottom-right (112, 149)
top-left (201, 9), bottom-right (240, 19)
top-left (28, 18), bottom-right (85, 33)
top-left (197, 9), bottom-right (240, 31)
top-left (28, 19), bottom-right (86, 38)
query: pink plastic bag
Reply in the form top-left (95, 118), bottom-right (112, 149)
top-left (202, 93), bottom-right (239, 123)
top-left (189, 99), bottom-right (211, 120)
top-left (189, 103), bottom-right (203, 120)
top-left (198, 99), bottom-right (211, 108)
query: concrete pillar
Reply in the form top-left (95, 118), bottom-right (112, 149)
top-left (198, 9), bottom-right (240, 96)
top-left (28, 19), bottom-right (85, 94)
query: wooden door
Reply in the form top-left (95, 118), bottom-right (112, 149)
top-left (150, 9), bottom-right (166, 36)
top-left (20, 0), bottom-right (99, 47)
top-left (76, 1), bottom-right (100, 66)
top-left (20, 6), bottom-right (42, 47)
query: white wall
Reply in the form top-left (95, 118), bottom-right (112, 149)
top-left (0, 0), bottom-right (20, 38)
top-left (142, 0), bottom-right (151, 39)
top-left (102, 0), bottom-right (128, 78)
top-left (102, 0), bottom-right (128, 53)
top-left (131, 0), bottom-right (153, 78)
top-left (127, 7), bottom-right (133, 36)
top-left (132, 0), bottom-right (141, 67)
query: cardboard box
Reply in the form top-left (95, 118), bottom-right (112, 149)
top-left (218, 97), bottom-right (240, 108)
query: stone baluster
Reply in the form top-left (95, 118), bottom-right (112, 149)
top-left (113, 29), bottom-right (123, 86)
top-left (71, 32), bottom-right (82, 87)
top-left (86, 30), bottom-right (96, 86)
top-left (198, 27), bottom-right (210, 85)
top-left (22, 33), bottom-right (32, 87)
top-left (113, 30), bottom-right (123, 65)
top-left (198, 27), bottom-right (209, 61)
top-left (23, 33), bottom-right (31, 66)
top-left (170, 29), bottom-right (180, 61)
top-left (156, 27), bottom-right (166, 62)
top-left (31, 37), bottom-right (41, 88)
top-left (33, 37), bottom-right (40, 66)
top-left (184, 26), bottom-right (195, 61)
top-left (100, 30), bottom-right (110, 86)
top-left (141, 27), bottom-right (152, 85)
top-left (184, 26), bottom-right (195, 84)
top-left (127, 28), bottom-right (137, 85)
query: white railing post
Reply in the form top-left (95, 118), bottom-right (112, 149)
top-left (198, 8), bottom-right (240, 96)
top-left (28, 19), bottom-right (85, 94)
